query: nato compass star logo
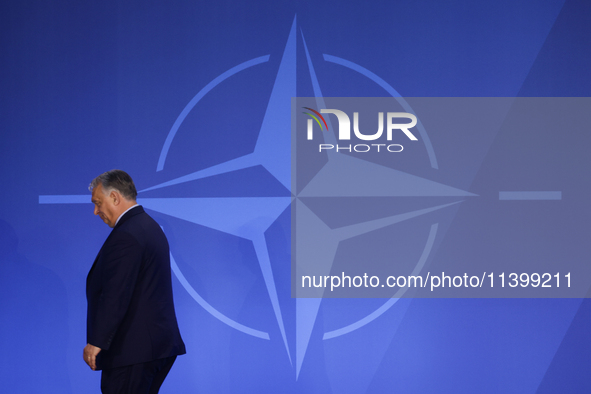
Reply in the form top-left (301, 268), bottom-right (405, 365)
top-left (39, 16), bottom-right (563, 379)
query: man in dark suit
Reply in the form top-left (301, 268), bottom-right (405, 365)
top-left (84, 170), bottom-right (186, 393)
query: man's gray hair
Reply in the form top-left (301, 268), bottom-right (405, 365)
top-left (89, 169), bottom-right (138, 201)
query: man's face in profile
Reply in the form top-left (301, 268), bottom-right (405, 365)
top-left (91, 184), bottom-right (118, 228)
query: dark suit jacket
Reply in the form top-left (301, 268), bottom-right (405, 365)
top-left (86, 206), bottom-right (186, 370)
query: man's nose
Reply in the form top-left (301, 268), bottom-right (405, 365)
top-left (94, 206), bottom-right (99, 215)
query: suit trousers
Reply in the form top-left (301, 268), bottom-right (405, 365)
top-left (100, 356), bottom-right (177, 394)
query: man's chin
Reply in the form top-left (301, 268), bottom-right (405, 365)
top-left (100, 217), bottom-right (113, 227)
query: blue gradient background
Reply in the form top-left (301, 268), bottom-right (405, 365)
top-left (1, 0), bottom-right (590, 392)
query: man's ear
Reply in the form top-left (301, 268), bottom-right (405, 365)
top-left (110, 190), bottom-right (120, 206)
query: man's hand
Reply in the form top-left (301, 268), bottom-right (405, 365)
top-left (83, 343), bottom-right (102, 371)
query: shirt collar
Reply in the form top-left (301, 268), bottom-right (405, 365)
top-left (115, 204), bottom-right (139, 227)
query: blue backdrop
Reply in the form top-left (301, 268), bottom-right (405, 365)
top-left (1, 0), bottom-right (590, 392)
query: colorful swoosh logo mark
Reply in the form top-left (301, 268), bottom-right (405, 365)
top-left (303, 107), bottom-right (328, 131)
